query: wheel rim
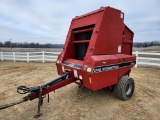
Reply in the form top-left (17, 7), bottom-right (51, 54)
top-left (126, 83), bottom-right (132, 96)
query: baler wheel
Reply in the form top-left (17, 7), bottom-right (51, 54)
top-left (113, 76), bottom-right (134, 100)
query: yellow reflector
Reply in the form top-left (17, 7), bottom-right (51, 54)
top-left (89, 77), bottom-right (92, 84)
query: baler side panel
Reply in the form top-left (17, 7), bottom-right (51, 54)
top-left (91, 69), bottom-right (119, 91)
top-left (115, 54), bottom-right (136, 77)
top-left (93, 7), bottom-right (124, 55)
top-left (82, 55), bottom-right (119, 91)
top-left (61, 10), bottom-right (104, 62)
top-left (122, 25), bottom-right (134, 55)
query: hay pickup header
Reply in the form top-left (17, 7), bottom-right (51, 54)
top-left (0, 7), bottom-right (136, 118)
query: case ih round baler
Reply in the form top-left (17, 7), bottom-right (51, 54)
top-left (0, 7), bottom-right (136, 117)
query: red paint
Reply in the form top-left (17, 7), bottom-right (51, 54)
top-left (54, 7), bottom-right (136, 91)
top-left (29, 78), bottom-right (74, 101)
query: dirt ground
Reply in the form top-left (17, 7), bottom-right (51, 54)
top-left (0, 62), bottom-right (160, 120)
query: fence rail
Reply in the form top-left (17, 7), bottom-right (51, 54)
top-left (0, 51), bottom-right (61, 63)
top-left (132, 51), bottom-right (160, 67)
top-left (0, 51), bottom-right (160, 67)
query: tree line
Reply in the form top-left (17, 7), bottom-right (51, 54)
top-left (133, 41), bottom-right (160, 48)
top-left (0, 41), bottom-right (64, 48)
top-left (0, 40), bottom-right (160, 48)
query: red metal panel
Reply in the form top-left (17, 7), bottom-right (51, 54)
top-left (42, 78), bottom-right (74, 95)
top-left (91, 55), bottom-right (119, 66)
top-left (92, 7), bottom-right (124, 55)
top-left (115, 54), bottom-right (136, 63)
top-left (71, 10), bottom-right (104, 29)
top-left (73, 7), bottom-right (105, 20)
top-left (72, 40), bottom-right (90, 43)
top-left (91, 69), bottom-right (119, 91)
top-left (29, 78), bottom-right (74, 101)
top-left (119, 66), bottom-right (133, 77)
top-left (82, 55), bottom-right (120, 91)
top-left (122, 25), bottom-right (134, 55)
top-left (56, 7), bottom-right (135, 91)
top-left (72, 28), bottom-right (93, 34)
top-left (115, 54), bottom-right (136, 77)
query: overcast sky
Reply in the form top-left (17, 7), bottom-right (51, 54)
top-left (0, 0), bottom-right (160, 44)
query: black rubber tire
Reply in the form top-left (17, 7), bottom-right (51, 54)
top-left (113, 76), bottom-right (135, 101)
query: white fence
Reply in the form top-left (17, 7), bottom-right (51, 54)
top-left (0, 51), bottom-right (60, 63)
top-left (0, 51), bottom-right (160, 67)
top-left (132, 51), bottom-right (160, 68)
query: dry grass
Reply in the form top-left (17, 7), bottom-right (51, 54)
top-left (0, 62), bottom-right (160, 120)
top-left (133, 46), bottom-right (160, 52)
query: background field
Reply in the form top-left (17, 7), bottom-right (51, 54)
top-left (0, 62), bottom-right (160, 120)
top-left (133, 46), bottom-right (160, 52)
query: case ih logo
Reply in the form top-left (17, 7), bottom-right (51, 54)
top-left (93, 61), bottom-right (136, 73)
top-left (93, 65), bottom-right (119, 73)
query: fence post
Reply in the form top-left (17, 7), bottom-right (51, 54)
top-left (42, 51), bottom-right (45, 63)
top-left (135, 51), bottom-right (138, 68)
top-left (13, 52), bottom-right (15, 62)
top-left (27, 52), bottom-right (29, 62)
top-left (1, 51), bottom-right (3, 61)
